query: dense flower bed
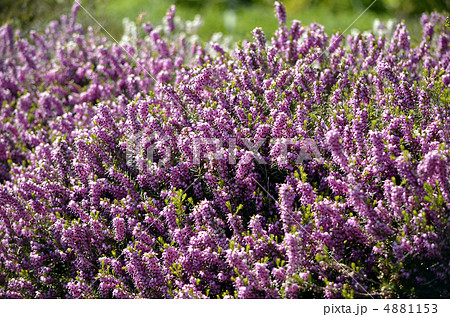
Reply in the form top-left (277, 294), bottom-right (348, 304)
top-left (0, 2), bottom-right (449, 298)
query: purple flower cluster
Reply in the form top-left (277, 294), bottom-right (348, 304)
top-left (0, 2), bottom-right (449, 298)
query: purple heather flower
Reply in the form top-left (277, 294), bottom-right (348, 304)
top-left (274, 1), bottom-right (287, 25)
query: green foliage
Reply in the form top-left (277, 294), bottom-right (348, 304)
top-left (0, 0), bottom-right (99, 32)
top-left (3, 0), bottom-right (447, 42)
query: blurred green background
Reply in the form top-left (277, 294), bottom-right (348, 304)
top-left (0, 0), bottom-right (449, 40)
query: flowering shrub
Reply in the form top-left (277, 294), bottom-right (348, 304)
top-left (0, 2), bottom-right (449, 298)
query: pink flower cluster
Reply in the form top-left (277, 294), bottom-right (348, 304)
top-left (0, 2), bottom-right (449, 298)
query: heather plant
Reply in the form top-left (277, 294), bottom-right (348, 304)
top-left (0, 2), bottom-right (449, 299)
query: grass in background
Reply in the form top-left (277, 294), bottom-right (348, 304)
top-left (0, 0), bottom-right (98, 33)
top-left (1, 0), bottom-right (447, 43)
top-left (98, 0), bottom-right (395, 41)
